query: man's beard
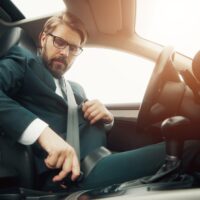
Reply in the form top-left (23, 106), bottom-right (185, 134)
top-left (43, 54), bottom-right (69, 79)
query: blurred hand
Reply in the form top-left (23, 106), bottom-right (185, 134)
top-left (37, 127), bottom-right (80, 182)
top-left (82, 99), bottom-right (114, 125)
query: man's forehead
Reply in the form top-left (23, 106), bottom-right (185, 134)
top-left (52, 24), bottom-right (81, 44)
top-left (52, 24), bottom-right (78, 36)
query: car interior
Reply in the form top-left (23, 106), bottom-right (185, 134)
top-left (1, 0), bottom-right (200, 199)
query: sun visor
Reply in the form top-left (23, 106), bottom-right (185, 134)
top-left (88, 0), bottom-right (122, 34)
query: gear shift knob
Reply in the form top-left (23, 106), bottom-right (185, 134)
top-left (161, 116), bottom-right (190, 158)
top-left (161, 116), bottom-right (191, 139)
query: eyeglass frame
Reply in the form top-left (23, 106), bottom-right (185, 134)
top-left (48, 33), bottom-right (83, 56)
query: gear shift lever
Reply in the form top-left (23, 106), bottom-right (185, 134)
top-left (162, 116), bottom-right (190, 158)
top-left (141, 116), bottom-right (190, 183)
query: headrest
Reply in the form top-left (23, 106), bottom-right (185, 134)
top-left (192, 50), bottom-right (200, 82)
top-left (0, 27), bottom-right (37, 57)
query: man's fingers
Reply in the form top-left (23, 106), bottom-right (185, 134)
top-left (90, 113), bottom-right (103, 124)
top-left (84, 106), bottom-right (96, 119)
top-left (52, 152), bottom-right (80, 183)
top-left (87, 110), bottom-right (98, 121)
top-left (82, 101), bottom-right (97, 116)
top-left (53, 169), bottom-right (70, 182)
top-left (55, 154), bottom-right (66, 169)
top-left (82, 100), bottom-right (93, 111)
top-left (82, 100), bottom-right (111, 124)
top-left (71, 154), bottom-right (80, 181)
top-left (52, 153), bottom-right (73, 182)
top-left (45, 152), bottom-right (59, 168)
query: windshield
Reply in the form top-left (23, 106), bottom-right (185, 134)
top-left (136, 0), bottom-right (200, 58)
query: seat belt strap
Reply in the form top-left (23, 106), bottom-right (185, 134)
top-left (59, 78), bottom-right (80, 161)
top-left (59, 78), bottom-right (111, 178)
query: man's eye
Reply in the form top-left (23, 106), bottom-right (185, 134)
top-left (70, 45), bottom-right (77, 51)
top-left (55, 38), bottom-right (66, 47)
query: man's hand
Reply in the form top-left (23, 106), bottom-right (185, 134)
top-left (82, 99), bottom-right (114, 125)
top-left (37, 127), bottom-right (80, 182)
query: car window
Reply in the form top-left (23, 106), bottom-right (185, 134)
top-left (136, 0), bottom-right (200, 58)
top-left (66, 47), bottom-right (154, 104)
top-left (11, 0), bottom-right (65, 18)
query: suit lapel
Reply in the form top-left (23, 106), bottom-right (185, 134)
top-left (35, 57), bottom-right (56, 92)
top-left (32, 57), bottom-right (84, 106)
top-left (28, 56), bottom-right (69, 106)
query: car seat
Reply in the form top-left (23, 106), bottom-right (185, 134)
top-left (0, 26), bottom-right (38, 189)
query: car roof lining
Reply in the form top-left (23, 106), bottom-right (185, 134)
top-left (88, 0), bottom-right (122, 34)
top-left (64, 0), bottom-right (135, 35)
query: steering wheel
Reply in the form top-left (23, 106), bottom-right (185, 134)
top-left (137, 46), bottom-right (180, 132)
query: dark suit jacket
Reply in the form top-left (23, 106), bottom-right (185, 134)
top-left (0, 46), bottom-right (106, 173)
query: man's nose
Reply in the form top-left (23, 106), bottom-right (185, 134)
top-left (60, 45), bottom-right (70, 56)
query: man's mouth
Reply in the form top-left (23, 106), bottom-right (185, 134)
top-left (52, 57), bottom-right (68, 68)
top-left (47, 57), bottom-right (69, 77)
top-left (53, 60), bottom-right (65, 66)
top-left (53, 57), bottom-right (65, 63)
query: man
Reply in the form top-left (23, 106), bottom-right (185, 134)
top-left (0, 12), bottom-right (199, 191)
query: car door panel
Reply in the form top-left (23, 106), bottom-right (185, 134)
top-left (107, 103), bottom-right (163, 152)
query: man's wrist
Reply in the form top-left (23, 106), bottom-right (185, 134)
top-left (18, 118), bottom-right (49, 145)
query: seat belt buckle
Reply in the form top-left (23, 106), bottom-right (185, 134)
top-left (60, 171), bottom-right (84, 187)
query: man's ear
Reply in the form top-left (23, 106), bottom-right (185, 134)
top-left (39, 32), bottom-right (47, 48)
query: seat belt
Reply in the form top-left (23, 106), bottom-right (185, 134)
top-left (59, 77), bottom-right (111, 178)
top-left (59, 77), bottom-right (80, 161)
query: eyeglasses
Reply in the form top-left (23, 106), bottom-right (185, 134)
top-left (48, 33), bottom-right (83, 56)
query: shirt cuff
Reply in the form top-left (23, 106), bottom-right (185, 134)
top-left (104, 119), bottom-right (114, 131)
top-left (18, 118), bottom-right (49, 145)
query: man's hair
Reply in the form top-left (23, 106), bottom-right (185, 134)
top-left (40, 11), bottom-right (88, 45)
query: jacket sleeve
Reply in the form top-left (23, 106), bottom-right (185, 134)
top-left (0, 52), bottom-right (38, 142)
